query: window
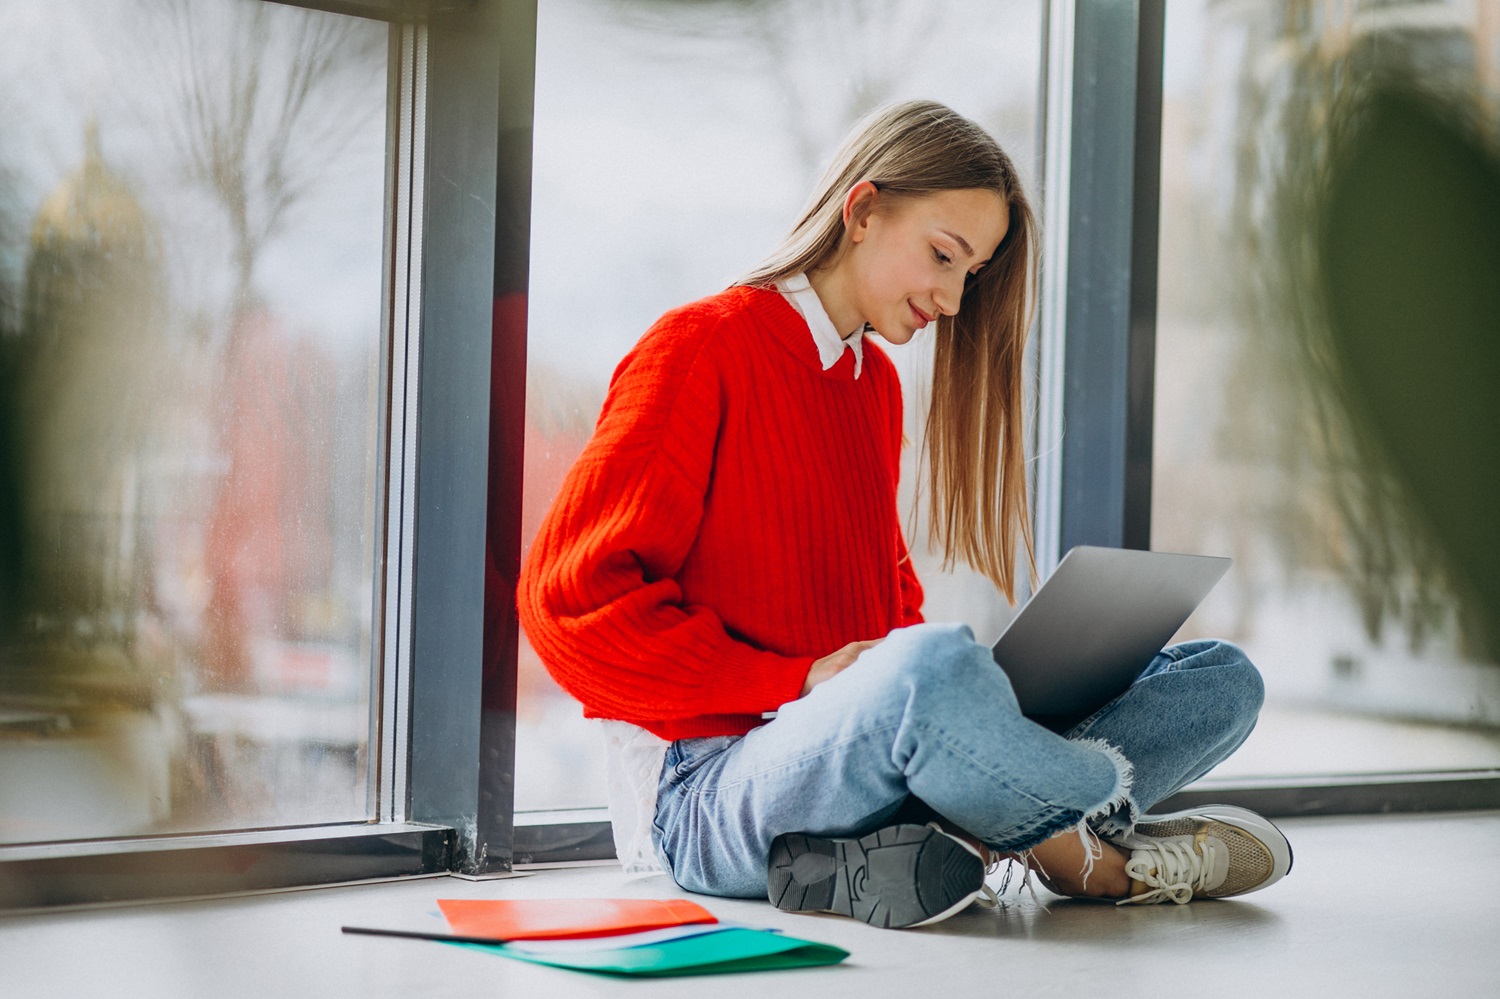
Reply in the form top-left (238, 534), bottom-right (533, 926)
top-left (5, 0), bottom-right (1495, 907)
top-left (0, 0), bottom-right (389, 845)
top-left (518, 0), bottom-right (1046, 815)
top-left (1153, 0), bottom-right (1500, 783)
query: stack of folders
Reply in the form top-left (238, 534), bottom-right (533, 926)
top-left (342, 897), bottom-right (849, 977)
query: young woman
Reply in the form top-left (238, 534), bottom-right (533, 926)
top-left (518, 100), bottom-right (1291, 929)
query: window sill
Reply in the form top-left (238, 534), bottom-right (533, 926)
top-left (1160, 768), bottom-right (1500, 816)
top-left (514, 807), bottom-right (613, 865)
top-left (508, 770), bottom-right (1500, 868)
top-left (0, 822), bottom-right (453, 911)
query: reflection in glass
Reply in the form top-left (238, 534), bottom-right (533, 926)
top-left (1154, 0), bottom-right (1500, 779)
top-left (0, 0), bottom-right (387, 843)
top-left (520, 0), bottom-right (1043, 811)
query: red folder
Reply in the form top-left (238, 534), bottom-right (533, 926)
top-left (436, 898), bottom-right (717, 941)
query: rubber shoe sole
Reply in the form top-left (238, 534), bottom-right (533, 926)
top-left (767, 823), bottom-right (984, 929)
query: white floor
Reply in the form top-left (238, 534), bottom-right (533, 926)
top-left (3, 810), bottom-right (1497, 999)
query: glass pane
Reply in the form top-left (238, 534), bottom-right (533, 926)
top-left (1155, 0), bottom-right (1500, 780)
top-left (0, 0), bottom-right (388, 842)
top-left (521, 0), bottom-right (1044, 811)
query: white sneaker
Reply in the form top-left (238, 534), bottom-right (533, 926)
top-left (1108, 804), bottom-right (1293, 905)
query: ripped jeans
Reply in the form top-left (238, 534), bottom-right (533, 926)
top-left (651, 622), bottom-right (1264, 899)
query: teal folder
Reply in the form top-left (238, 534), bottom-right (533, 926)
top-left (457, 926), bottom-right (849, 977)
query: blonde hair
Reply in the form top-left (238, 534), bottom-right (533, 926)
top-left (741, 99), bottom-right (1038, 602)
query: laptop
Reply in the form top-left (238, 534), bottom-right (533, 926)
top-left (991, 546), bottom-right (1231, 733)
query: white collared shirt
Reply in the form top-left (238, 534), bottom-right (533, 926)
top-left (777, 272), bottom-right (865, 379)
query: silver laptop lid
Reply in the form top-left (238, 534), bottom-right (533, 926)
top-left (991, 546), bottom-right (1231, 731)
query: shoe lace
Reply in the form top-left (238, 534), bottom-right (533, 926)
top-left (1117, 837), bottom-right (1215, 906)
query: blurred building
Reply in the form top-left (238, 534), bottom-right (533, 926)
top-left (20, 121), bottom-right (166, 643)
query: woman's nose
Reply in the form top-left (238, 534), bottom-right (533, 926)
top-left (934, 275), bottom-right (964, 317)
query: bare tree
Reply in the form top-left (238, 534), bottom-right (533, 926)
top-left (588, 0), bottom-right (954, 176)
top-left (150, 0), bottom-right (383, 313)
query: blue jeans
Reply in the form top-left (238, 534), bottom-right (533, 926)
top-left (651, 622), bottom-right (1263, 898)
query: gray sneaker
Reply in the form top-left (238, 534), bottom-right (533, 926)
top-left (1108, 804), bottom-right (1293, 905)
top-left (767, 822), bottom-right (988, 928)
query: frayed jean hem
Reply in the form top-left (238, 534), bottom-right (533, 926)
top-left (982, 734), bottom-right (1138, 853)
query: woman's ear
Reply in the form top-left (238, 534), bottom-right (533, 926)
top-left (842, 180), bottom-right (880, 243)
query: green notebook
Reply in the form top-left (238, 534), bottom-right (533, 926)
top-left (456, 926), bottom-right (848, 977)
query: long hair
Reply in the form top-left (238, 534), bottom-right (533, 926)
top-left (741, 100), bottom-right (1038, 603)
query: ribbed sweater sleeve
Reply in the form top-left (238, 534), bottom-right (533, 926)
top-left (518, 302), bottom-right (813, 734)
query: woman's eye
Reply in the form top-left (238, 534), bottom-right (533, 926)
top-left (933, 248), bottom-right (952, 265)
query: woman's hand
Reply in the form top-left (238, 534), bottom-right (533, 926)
top-left (800, 639), bottom-right (883, 697)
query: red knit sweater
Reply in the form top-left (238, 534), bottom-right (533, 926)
top-left (517, 285), bottom-right (925, 740)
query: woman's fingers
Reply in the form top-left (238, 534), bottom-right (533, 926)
top-left (800, 637), bottom-right (885, 696)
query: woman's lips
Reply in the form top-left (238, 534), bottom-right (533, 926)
top-left (910, 303), bottom-right (932, 326)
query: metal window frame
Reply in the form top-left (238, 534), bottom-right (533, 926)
top-left (377, 9), bottom-right (426, 830)
top-left (1036, 0), bottom-right (1163, 564)
top-left (403, 0), bottom-right (536, 878)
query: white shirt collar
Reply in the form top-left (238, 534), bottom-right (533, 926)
top-left (777, 273), bottom-right (865, 379)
